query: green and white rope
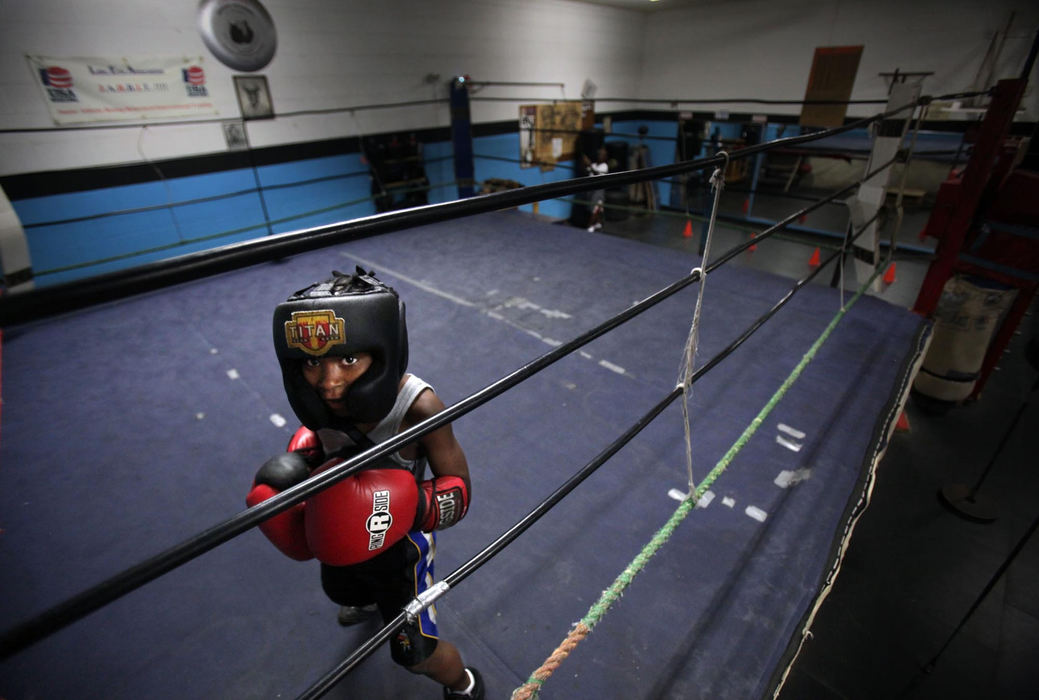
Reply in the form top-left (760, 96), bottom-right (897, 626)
top-left (510, 269), bottom-right (882, 700)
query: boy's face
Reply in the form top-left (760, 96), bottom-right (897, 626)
top-left (301, 352), bottom-right (373, 417)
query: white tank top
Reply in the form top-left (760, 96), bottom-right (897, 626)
top-left (316, 374), bottom-right (432, 476)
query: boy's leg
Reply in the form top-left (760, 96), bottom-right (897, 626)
top-left (410, 644), bottom-right (483, 699)
top-left (408, 640), bottom-right (465, 687)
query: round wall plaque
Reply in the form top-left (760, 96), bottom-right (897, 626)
top-left (198, 0), bottom-right (277, 72)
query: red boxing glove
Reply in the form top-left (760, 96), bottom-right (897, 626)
top-left (246, 452), bottom-right (314, 561)
top-left (415, 476), bottom-right (470, 532)
top-left (287, 425), bottom-right (322, 466)
top-left (305, 461), bottom-right (419, 566)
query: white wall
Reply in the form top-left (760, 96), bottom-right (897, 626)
top-left (639, 0), bottom-right (1039, 119)
top-left (1, 0), bottom-right (1037, 177)
top-left (0, 0), bottom-right (646, 175)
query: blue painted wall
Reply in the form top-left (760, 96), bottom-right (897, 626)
top-left (471, 132), bottom-right (577, 220)
top-left (11, 140), bottom-right (463, 287)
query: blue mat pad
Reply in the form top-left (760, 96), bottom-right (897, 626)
top-left (0, 211), bottom-right (928, 699)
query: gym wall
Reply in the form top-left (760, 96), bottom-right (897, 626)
top-left (0, 0), bottom-right (1035, 287)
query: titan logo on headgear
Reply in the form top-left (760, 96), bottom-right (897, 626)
top-left (284, 309), bottom-right (346, 356)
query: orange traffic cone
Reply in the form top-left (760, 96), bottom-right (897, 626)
top-left (808, 247), bottom-right (820, 267)
top-left (682, 220), bottom-right (693, 238)
top-left (883, 263), bottom-right (896, 284)
top-left (895, 411), bottom-right (910, 432)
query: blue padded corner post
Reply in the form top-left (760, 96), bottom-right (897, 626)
top-left (450, 76), bottom-right (476, 198)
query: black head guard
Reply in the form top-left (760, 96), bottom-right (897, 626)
top-left (273, 268), bottom-right (408, 429)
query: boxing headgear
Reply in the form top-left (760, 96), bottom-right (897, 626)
top-left (273, 268), bottom-right (408, 429)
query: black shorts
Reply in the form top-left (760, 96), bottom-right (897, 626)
top-left (320, 531), bottom-right (439, 667)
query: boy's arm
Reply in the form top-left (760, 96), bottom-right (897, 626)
top-left (411, 388), bottom-right (471, 490)
top-left (409, 388), bottom-right (472, 530)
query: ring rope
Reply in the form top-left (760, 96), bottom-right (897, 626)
top-left (300, 211), bottom-right (881, 699)
top-left (0, 265), bottom-right (706, 661)
top-left (511, 266), bottom-right (884, 700)
top-left (0, 136), bottom-right (893, 661)
top-left (0, 97), bottom-right (922, 665)
top-left (30, 178), bottom-right (461, 279)
top-left (298, 94), bottom-right (929, 698)
top-left (0, 130), bottom-right (901, 663)
top-left (0, 94), bottom-right (925, 327)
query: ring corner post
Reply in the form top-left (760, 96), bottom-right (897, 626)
top-left (450, 76), bottom-right (476, 199)
top-left (912, 77), bottom-right (1029, 317)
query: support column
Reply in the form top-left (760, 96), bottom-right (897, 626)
top-left (450, 76), bottom-right (476, 199)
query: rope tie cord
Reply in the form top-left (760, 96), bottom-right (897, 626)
top-left (677, 156), bottom-right (727, 495)
top-left (886, 101), bottom-right (926, 265)
top-left (511, 267), bottom-right (884, 700)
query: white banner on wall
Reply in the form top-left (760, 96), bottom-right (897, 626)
top-left (27, 55), bottom-right (220, 125)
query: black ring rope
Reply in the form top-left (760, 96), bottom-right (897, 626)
top-left (21, 186), bottom-right (275, 230)
top-left (593, 88), bottom-right (992, 106)
top-left (0, 86), bottom-right (982, 136)
top-left (472, 96), bottom-right (891, 105)
top-left (0, 97), bottom-right (917, 664)
top-left (477, 146), bottom-right (947, 217)
top-left (0, 84), bottom-right (991, 697)
top-left (300, 384), bottom-right (684, 699)
top-left (698, 151), bottom-right (899, 274)
top-left (0, 98), bottom-right (452, 135)
top-left (466, 81), bottom-right (565, 88)
top-left (2, 78), bottom-right (998, 693)
top-left (19, 155), bottom-right (456, 231)
top-left (0, 125), bottom-right (899, 660)
top-left (472, 88), bottom-right (988, 110)
top-left (297, 187), bottom-right (882, 699)
top-left (21, 168), bottom-right (370, 230)
top-left (23, 180), bottom-right (451, 274)
top-left (0, 156), bottom-right (910, 670)
top-left (26, 179), bottom-right (459, 280)
top-left (0, 96), bottom-right (920, 328)
top-left (0, 268), bottom-right (702, 660)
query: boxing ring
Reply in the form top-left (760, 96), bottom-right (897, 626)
top-left (0, 89), bottom-right (947, 699)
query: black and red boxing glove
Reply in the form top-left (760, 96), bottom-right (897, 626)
top-left (304, 460), bottom-right (419, 566)
top-left (246, 452), bottom-right (314, 561)
top-left (415, 476), bottom-right (470, 532)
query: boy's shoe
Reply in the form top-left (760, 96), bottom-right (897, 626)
top-left (336, 604), bottom-right (378, 626)
top-left (443, 667), bottom-right (484, 699)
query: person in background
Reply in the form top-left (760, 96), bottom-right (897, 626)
top-left (584, 147), bottom-right (609, 232)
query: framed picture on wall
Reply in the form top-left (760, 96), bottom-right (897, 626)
top-left (233, 75), bottom-right (274, 120)
top-left (222, 120), bottom-right (249, 149)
